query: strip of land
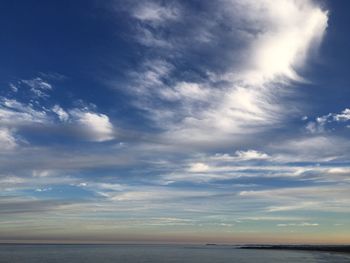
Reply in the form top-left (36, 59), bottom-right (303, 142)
top-left (240, 245), bottom-right (350, 254)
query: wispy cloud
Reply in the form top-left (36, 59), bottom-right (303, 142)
top-left (21, 77), bottom-right (53, 98)
top-left (131, 1), bottom-right (179, 23)
top-left (0, 128), bottom-right (18, 150)
top-left (277, 222), bottom-right (319, 227)
top-left (114, 0), bottom-right (328, 148)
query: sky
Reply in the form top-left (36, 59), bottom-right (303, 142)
top-left (0, 0), bottom-right (350, 244)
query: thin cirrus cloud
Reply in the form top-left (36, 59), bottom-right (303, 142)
top-left (119, 0), bottom-right (328, 147)
top-left (131, 1), bottom-right (179, 23)
top-left (21, 77), bottom-right (53, 98)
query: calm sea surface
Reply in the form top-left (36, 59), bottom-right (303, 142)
top-left (0, 244), bottom-right (349, 263)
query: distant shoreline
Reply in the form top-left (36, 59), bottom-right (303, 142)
top-left (240, 245), bottom-right (350, 254)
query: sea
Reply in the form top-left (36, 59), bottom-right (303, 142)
top-left (0, 244), bottom-right (349, 263)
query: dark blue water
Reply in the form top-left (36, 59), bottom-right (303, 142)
top-left (0, 244), bottom-right (349, 263)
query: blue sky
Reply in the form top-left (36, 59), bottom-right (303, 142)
top-left (1, 0), bottom-right (350, 244)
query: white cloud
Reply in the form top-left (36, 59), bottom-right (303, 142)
top-left (32, 170), bottom-right (54, 177)
top-left (334, 108), bottom-right (350, 121)
top-left (70, 110), bottom-right (115, 142)
top-left (188, 163), bottom-right (210, 173)
top-left (106, 188), bottom-right (211, 202)
top-left (0, 98), bottom-right (50, 149)
top-left (21, 77), bottom-right (53, 98)
top-left (240, 185), bottom-right (350, 213)
top-left (132, 2), bottom-right (179, 23)
top-left (209, 150), bottom-right (270, 163)
top-left (234, 150), bottom-right (270, 161)
top-left (0, 98), bottom-right (48, 124)
top-left (0, 96), bottom-right (115, 144)
top-left (131, 59), bottom-right (173, 91)
top-left (270, 135), bottom-right (350, 162)
top-left (305, 121), bottom-right (324, 134)
top-left (9, 83), bottom-right (18, 92)
top-left (277, 222), bottom-right (319, 227)
top-left (160, 82), bottom-right (210, 102)
top-left (165, 165), bottom-right (309, 183)
top-left (0, 173), bottom-right (78, 192)
top-left (0, 128), bottom-right (17, 150)
top-left (305, 108), bottom-right (350, 133)
top-left (135, 27), bottom-right (172, 48)
top-left (35, 187), bottom-right (52, 192)
top-left (241, 0), bottom-right (328, 84)
top-left (52, 105), bottom-right (69, 122)
top-left (203, 0), bottom-right (327, 134)
top-left (123, 0), bottom-right (328, 147)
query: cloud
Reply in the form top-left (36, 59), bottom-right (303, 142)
top-left (132, 1), bottom-right (179, 23)
top-left (0, 98), bottom-right (49, 125)
top-left (35, 187), bottom-right (52, 192)
top-left (155, 140), bottom-right (350, 184)
top-left (9, 83), bottom-right (18, 92)
top-left (69, 110), bottom-right (115, 142)
top-left (128, 1), bottom-right (180, 48)
top-left (0, 196), bottom-right (75, 215)
top-left (240, 0), bottom-right (328, 84)
top-left (240, 185), bottom-right (350, 213)
top-left (0, 98), bottom-right (49, 148)
top-left (79, 182), bottom-right (213, 203)
top-left (160, 82), bottom-right (211, 102)
top-left (21, 77), bottom-right (53, 98)
top-left (0, 128), bottom-right (17, 150)
top-left (32, 170), bottom-right (54, 177)
top-left (234, 150), bottom-right (270, 161)
top-left (0, 93), bottom-right (115, 144)
top-left (162, 162), bottom-right (350, 184)
top-left (277, 223), bottom-right (319, 227)
top-left (116, 0), bottom-right (328, 147)
top-left (52, 105), bottom-right (69, 122)
top-left (129, 59), bottom-right (173, 95)
top-left (306, 108), bottom-right (350, 133)
top-left (270, 135), bottom-right (350, 162)
top-left (210, 150), bottom-right (270, 162)
top-left (188, 163), bottom-right (210, 173)
top-left (334, 108), bottom-right (350, 121)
